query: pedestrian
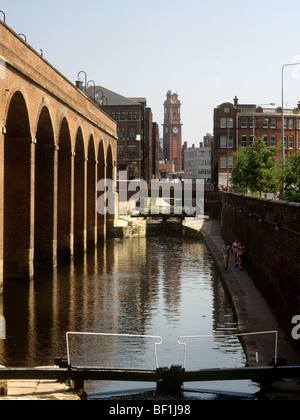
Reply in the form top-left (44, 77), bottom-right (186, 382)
top-left (237, 243), bottom-right (246, 270)
top-left (222, 242), bottom-right (231, 270)
top-left (232, 238), bottom-right (240, 267)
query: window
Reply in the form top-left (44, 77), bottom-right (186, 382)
top-left (220, 118), bottom-right (233, 128)
top-left (263, 118), bottom-right (269, 129)
top-left (289, 136), bottom-right (294, 149)
top-left (228, 135), bottom-right (233, 148)
top-left (227, 118), bottom-right (233, 128)
top-left (115, 112), bottom-right (120, 120)
top-left (220, 135), bottom-right (227, 148)
top-left (271, 118), bottom-right (276, 129)
top-left (289, 119), bottom-right (294, 129)
top-left (241, 135), bottom-right (247, 147)
top-left (117, 147), bottom-right (124, 159)
top-left (120, 112), bottom-right (125, 120)
top-left (263, 136), bottom-right (268, 146)
top-left (129, 128), bottom-right (136, 139)
top-left (220, 156), bottom-right (233, 169)
top-left (271, 136), bottom-right (276, 147)
top-left (128, 146), bottom-right (136, 159)
top-left (241, 118), bottom-right (248, 128)
top-left (117, 128), bottom-right (124, 140)
top-left (220, 135), bottom-right (233, 148)
top-left (249, 136), bottom-right (255, 146)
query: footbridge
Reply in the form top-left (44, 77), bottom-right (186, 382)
top-left (0, 21), bottom-right (117, 283)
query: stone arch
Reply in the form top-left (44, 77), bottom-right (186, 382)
top-left (4, 91), bottom-right (33, 278)
top-left (97, 140), bottom-right (106, 239)
top-left (34, 105), bottom-right (56, 267)
top-left (87, 135), bottom-right (97, 245)
top-left (106, 144), bottom-right (115, 223)
top-left (57, 117), bottom-right (73, 260)
top-left (74, 127), bottom-right (86, 250)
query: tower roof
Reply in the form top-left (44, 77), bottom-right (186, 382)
top-left (167, 88), bottom-right (178, 96)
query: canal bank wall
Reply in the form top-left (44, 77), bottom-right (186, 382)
top-left (221, 193), bottom-right (300, 350)
top-left (189, 217), bottom-right (300, 400)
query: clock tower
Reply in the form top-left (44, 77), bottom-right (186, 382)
top-left (163, 89), bottom-right (182, 171)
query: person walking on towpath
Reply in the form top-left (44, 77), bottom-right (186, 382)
top-left (222, 242), bottom-right (231, 270)
top-left (232, 238), bottom-right (240, 267)
top-left (237, 243), bottom-right (246, 270)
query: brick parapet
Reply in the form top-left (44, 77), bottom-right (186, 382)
top-left (221, 193), bottom-right (300, 344)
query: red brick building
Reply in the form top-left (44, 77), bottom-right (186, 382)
top-left (213, 96), bottom-right (300, 189)
top-left (86, 86), bottom-right (160, 183)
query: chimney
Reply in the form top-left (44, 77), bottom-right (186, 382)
top-left (233, 96), bottom-right (239, 106)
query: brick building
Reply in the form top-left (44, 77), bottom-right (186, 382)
top-left (163, 89), bottom-right (183, 172)
top-left (86, 85), bottom-right (159, 183)
top-left (213, 96), bottom-right (300, 189)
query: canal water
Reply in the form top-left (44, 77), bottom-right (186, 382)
top-left (0, 235), bottom-right (258, 399)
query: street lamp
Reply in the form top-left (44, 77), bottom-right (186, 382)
top-left (281, 63), bottom-right (300, 159)
top-left (0, 11), bottom-right (5, 23)
top-left (76, 71), bottom-right (87, 95)
top-left (87, 80), bottom-right (96, 102)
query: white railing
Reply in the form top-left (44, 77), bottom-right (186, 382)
top-left (178, 330), bottom-right (278, 369)
top-left (66, 332), bottom-right (163, 369)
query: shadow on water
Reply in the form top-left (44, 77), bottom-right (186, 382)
top-left (0, 236), bottom-right (259, 400)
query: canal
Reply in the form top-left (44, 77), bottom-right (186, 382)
top-left (0, 235), bottom-right (258, 399)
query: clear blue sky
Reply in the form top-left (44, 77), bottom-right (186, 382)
top-left (1, 0), bottom-right (300, 145)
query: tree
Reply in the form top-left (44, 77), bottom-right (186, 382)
top-left (282, 151), bottom-right (300, 203)
top-left (231, 137), bottom-right (279, 196)
top-left (231, 147), bottom-right (249, 194)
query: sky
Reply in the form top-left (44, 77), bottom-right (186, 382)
top-left (1, 0), bottom-right (300, 146)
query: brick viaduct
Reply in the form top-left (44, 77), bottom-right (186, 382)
top-left (0, 22), bottom-right (117, 285)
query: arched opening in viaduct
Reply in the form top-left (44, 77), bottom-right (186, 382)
top-left (4, 91), bottom-right (33, 279)
top-left (74, 127), bottom-right (86, 252)
top-left (34, 106), bottom-right (56, 268)
top-left (106, 144), bottom-right (115, 222)
top-left (87, 135), bottom-right (96, 246)
top-left (97, 140), bottom-right (105, 239)
top-left (58, 118), bottom-right (73, 261)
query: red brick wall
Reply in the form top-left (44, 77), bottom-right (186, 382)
top-left (221, 193), bottom-right (300, 344)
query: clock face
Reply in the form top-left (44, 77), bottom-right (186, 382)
top-left (165, 127), bottom-right (169, 133)
top-left (173, 127), bottom-right (179, 134)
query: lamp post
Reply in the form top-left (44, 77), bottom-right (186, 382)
top-left (76, 71), bottom-right (87, 95)
top-left (281, 63), bottom-right (300, 160)
top-left (0, 11), bottom-right (5, 23)
top-left (87, 80), bottom-right (96, 102)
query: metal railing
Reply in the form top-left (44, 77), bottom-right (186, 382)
top-left (66, 332), bottom-right (163, 369)
top-left (178, 330), bottom-right (278, 369)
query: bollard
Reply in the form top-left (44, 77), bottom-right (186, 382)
top-left (156, 365), bottom-right (184, 395)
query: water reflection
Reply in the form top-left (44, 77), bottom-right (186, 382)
top-left (0, 236), bottom-right (257, 398)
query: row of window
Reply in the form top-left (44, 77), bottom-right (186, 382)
top-left (220, 117), bottom-right (300, 129)
top-left (185, 169), bottom-right (211, 175)
top-left (117, 127), bottom-right (140, 140)
top-left (220, 135), bottom-right (300, 149)
top-left (111, 112), bottom-right (138, 121)
top-left (118, 146), bottom-right (137, 160)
